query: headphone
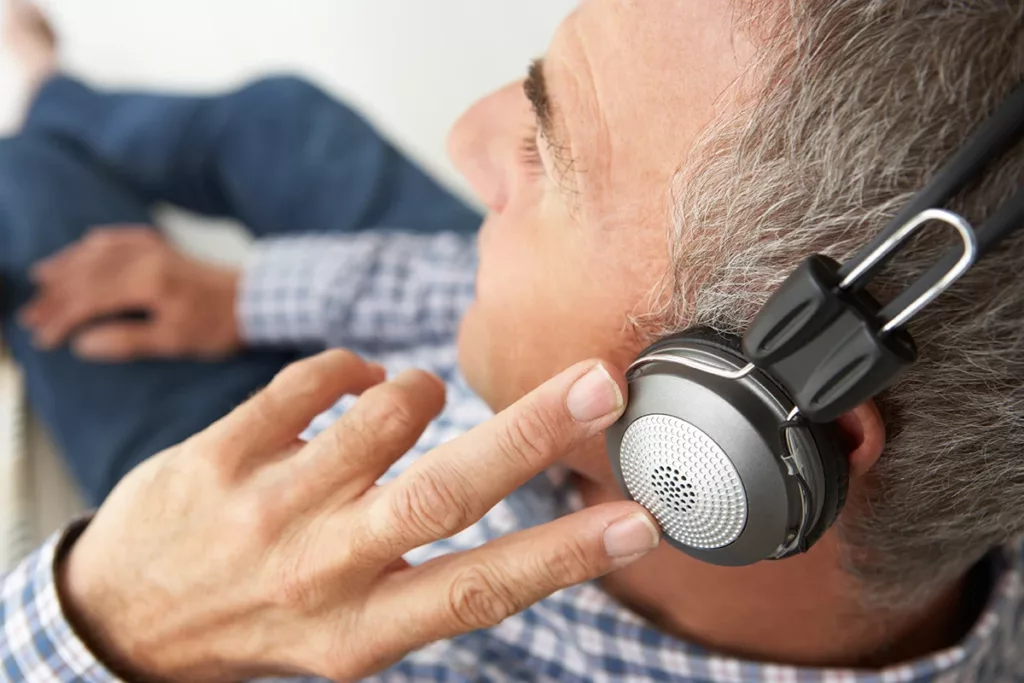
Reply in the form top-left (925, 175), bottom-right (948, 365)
top-left (605, 82), bottom-right (1024, 566)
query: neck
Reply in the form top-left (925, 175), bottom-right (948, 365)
top-left (577, 477), bottom-right (970, 668)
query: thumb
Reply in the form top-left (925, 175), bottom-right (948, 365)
top-left (72, 321), bottom-right (164, 361)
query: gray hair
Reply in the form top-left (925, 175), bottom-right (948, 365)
top-left (660, 0), bottom-right (1024, 607)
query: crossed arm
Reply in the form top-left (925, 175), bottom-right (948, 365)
top-left (15, 75), bottom-right (481, 361)
top-left (20, 226), bottom-right (478, 360)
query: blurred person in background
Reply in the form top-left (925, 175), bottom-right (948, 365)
top-left (2, 0), bottom-right (1024, 682)
top-left (0, 0), bottom-right (481, 504)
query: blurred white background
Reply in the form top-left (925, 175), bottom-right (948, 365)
top-left (29, 0), bottom-right (578, 199)
top-left (0, 0), bottom-right (578, 258)
top-left (0, 0), bottom-right (578, 558)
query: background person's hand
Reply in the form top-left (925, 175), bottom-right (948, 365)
top-left (58, 349), bottom-right (659, 683)
top-left (19, 225), bottom-right (241, 360)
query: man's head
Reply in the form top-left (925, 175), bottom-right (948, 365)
top-left (449, 0), bottom-right (1024, 607)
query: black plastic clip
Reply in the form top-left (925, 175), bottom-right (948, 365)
top-left (741, 209), bottom-right (977, 423)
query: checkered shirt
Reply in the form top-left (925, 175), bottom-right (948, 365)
top-left (4, 231), bottom-right (1024, 682)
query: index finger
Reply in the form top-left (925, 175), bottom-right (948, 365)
top-left (367, 361), bottom-right (626, 555)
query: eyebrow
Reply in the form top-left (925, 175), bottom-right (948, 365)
top-left (524, 58), bottom-right (554, 140)
top-left (523, 57), bottom-right (581, 198)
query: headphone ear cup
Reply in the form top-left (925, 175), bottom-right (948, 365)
top-left (622, 327), bottom-right (851, 559)
top-left (666, 327), bottom-right (851, 548)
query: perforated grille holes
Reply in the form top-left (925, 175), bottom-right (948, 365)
top-left (620, 415), bottom-right (747, 549)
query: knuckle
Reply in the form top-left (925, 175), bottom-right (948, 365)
top-left (192, 434), bottom-right (246, 487)
top-left (248, 386), bottom-right (286, 429)
top-left (536, 538), bottom-right (599, 589)
top-left (360, 384), bottom-right (419, 438)
top-left (446, 566), bottom-right (522, 630)
top-left (273, 571), bottom-right (320, 614)
top-left (343, 514), bottom-right (394, 566)
top-left (268, 351), bottom-right (369, 408)
top-left (328, 418), bottom-right (375, 476)
top-left (389, 469), bottom-right (476, 541)
top-left (273, 360), bottom-right (332, 399)
top-left (224, 496), bottom-right (279, 547)
top-left (268, 536), bottom-right (325, 612)
top-left (318, 347), bottom-right (362, 369)
top-left (496, 406), bottom-right (564, 471)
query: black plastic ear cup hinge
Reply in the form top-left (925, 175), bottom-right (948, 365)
top-left (741, 255), bottom-right (916, 423)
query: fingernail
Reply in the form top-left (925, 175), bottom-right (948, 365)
top-left (604, 513), bottom-right (661, 561)
top-left (566, 364), bottom-right (623, 422)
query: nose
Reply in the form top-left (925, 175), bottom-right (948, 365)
top-left (448, 81), bottom-right (526, 214)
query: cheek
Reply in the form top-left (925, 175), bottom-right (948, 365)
top-left (462, 209), bottom-right (565, 408)
top-left (461, 200), bottom-right (642, 412)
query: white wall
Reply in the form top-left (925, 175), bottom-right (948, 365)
top-left (42, 0), bottom-right (579, 200)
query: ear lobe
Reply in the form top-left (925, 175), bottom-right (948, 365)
top-left (836, 401), bottom-right (886, 480)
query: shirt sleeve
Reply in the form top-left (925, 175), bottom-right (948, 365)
top-left (1, 526), bottom-right (122, 682)
top-left (238, 231), bottom-right (478, 352)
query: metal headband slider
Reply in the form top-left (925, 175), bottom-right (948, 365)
top-left (840, 208), bottom-right (979, 334)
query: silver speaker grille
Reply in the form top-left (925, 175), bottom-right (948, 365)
top-left (620, 415), bottom-right (747, 549)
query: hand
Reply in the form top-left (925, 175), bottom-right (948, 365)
top-left (58, 350), bottom-right (659, 682)
top-left (19, 226), bottom-right (241, 360)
